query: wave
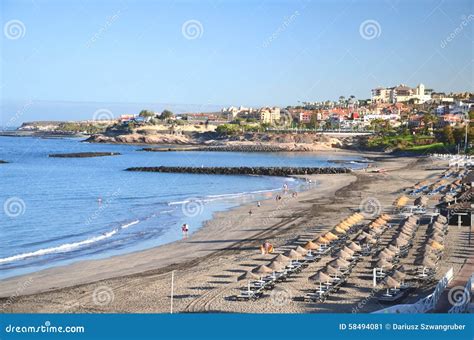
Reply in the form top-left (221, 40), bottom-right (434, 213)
top-left (0, 220), bottom-right (140, 265)
top-left (167, 187), bottom-right (283, 206)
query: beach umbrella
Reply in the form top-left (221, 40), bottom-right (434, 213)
top-left (422, 258), bottom-right (436, 269)
top-left (285, 249), bottom-right (301, 260)
top-left (326, 265), bottom-right (341, 279)
top-left (328, 258), bottom-right (350, 269)
top-left (379, 252), bottom-right (394, 261)
top-left (268, 261), bottom-right (285, 272)
top-left (388, 245), bottom-right (400, 253)
top-left (304, 241), bottom-right (319, 250)
top-left (334, 226), bottom-right (347, 234)
top-left (414, 196), bottom-right (429, 206)
top-left (325, 232), bottom-right (338, 241)
top-left (342, 246), bottom-right (355, 256)
top-left (385, 276), bottom-right (400, 289)
top-left (392, 270), bottom-right (406, 281)
top-left (309, 271), bottom-right (332, 291)
top-left (376, 258), bottom-right (392, 269)
top-left (295, 246), bottom-right (308, 255)
top-left (237, 271), bottom-right (259, 281)
top-left (348, 242), bottom-right (362, 252)
top-left (429, 240), bottom-right (444, 250)
top-left (317, 236), bottom-right (330, 244)
top-left (273, 254), bottom-right (290, 264)
top-left (251, 265), bottom-right (273, 276)
top-left (338, 250), bottom-right (352, 260)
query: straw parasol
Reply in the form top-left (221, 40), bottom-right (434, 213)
top-left (304, 241), bottom-right (319, 250)
top-left (348, 242), bottom-right (362, 252)
top-left (268, 261), bottom-right (285, 272)
top-left (252, 265), bottom-right (273, 276)
top-left (325, 232), bottom-right (338, 241)
top-left (309, 271), bottom-right (332, 291)
top-left (392, 270), bottom-right (406, 281)
top-left (429, 240), bottom-right (444, 251)
top-left (328, 258), bottom-right (350, 269)
top-left (334, 226), bottom-right (347, 234)
top-left (422, 258), bottom-right (436, 268)
top-left (285, 249), bottom-right (301, 260)
top-left (414, 196), bottom-right (429, 206)
top-left (317, 236), bottom-right (330, 244)
top-left (326, 265), bottom-right (342, 278)
top-left (385, 276), bottom-right (400, 289)
top-left (376, 258), bottom-right (393, 269)
top-left (238, 271), bottom-right (259, 281)
top-left (342, 246), bottom-right (355, 255)
top-left (338, 250), bottom-right (352, 260)
top-left (295, 245), bottom-right (308, 255)
top-left (273, 254), bottom-right (290, 264)
top-left (388, 245), bottom-right (400, 253)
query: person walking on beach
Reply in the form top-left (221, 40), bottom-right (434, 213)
top-left (181, 223), bottom-right (189, 238)
top-left (248, 209), bottom-right (253, 216)
top-left (257, 201), bottom-right (261, 208)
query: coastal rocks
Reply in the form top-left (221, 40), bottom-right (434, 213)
top-left (49, 152), bottom-right (121, 158)
top-left (0, 160), bottom-right (7, 163)
top-left (125, 166), bottom-right (351, 176)
top-left (85, 133), bottom-right (195, 145)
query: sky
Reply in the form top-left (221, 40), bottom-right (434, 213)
top-left (0, 0), bottom-right (473, 123)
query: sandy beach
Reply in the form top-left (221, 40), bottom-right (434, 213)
top-left (0, 152), bottom-right (471, 313)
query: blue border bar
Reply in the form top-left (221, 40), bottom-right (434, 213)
top-left (1, 314), bottom-right (473, 339)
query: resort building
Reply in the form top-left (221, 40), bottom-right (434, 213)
top-left (259, 107), bottom-right (281, 124)
top-left (371, 83), bottom-right (432, 104)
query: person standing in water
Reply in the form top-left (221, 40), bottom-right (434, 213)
top-left (181, 223), bottom-right (189, 238)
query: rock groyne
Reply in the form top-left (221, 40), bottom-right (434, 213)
top-left (125, 166), bottom-right (351, 176)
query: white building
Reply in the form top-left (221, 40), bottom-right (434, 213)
top-left (371, 83), bottom-right (432, 104)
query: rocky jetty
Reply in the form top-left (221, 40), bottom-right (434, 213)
top-left (125, 166), bottom-right (351, 176)
top-left (0, 160), bottom-right (7, 164)
top-left (49, 152), bottom-right (121, 158)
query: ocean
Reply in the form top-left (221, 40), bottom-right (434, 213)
top-left (0, 136), bottom-right (365, 278)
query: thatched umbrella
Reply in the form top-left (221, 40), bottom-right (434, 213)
top-left (285, 249), bottom-right (301, 260)
top-left (325, 232), bottom-right (339, 241)
top-left (414, 196), bottom-right (429, 206)
top-left (252, 265), bottom-right (273, 277)
top-left (317, 236), bottom-right (330, 244)
top-left (326, 265), bottom-right (341, 279)
top-left (328, 258), bottom-right (350, 269)
top-left (342, 246), bottom-right (355, 256)
top-left (238, 271), bottom-right (259, 281)
top-left (334, 226), bottom-right (347, 234)
top-left (422, 258), bottom-right (436, 269)
top-left (309, 271), bottom-right (331, 291)
top-left (338, 250), bottom-right (352, 260)
top-left (376, 258), bottom-right (393, 269)
top-left (273, 254), bottom-right (290, 264)
top-left (268, 261), bottom-right (285, 272)
top-left (295, 245), bottom-right (308, 255)
top-left (388, 245), bottom-right (400, 253)
top-left (383, 276), bottom-right (401, 295)
top-left (238, 271), bottom-right (260, 293)
top-left (304, 241), bottom-right (319, 250)
top-left (348, 242), bottom-right (362, 252)
top-left (392, 270), bottom-right (406, 282)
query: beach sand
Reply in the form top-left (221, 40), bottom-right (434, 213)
top-left (1, 152), bottom-right (471, 313)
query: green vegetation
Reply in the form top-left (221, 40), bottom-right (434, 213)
top-left (57, 122), bottom-right (107, 134)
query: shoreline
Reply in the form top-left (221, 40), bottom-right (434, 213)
top-left (0, 172), bottom-right (355, 300)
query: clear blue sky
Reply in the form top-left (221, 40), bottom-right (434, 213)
top-left (1, 0), bottom-right (473, 122)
